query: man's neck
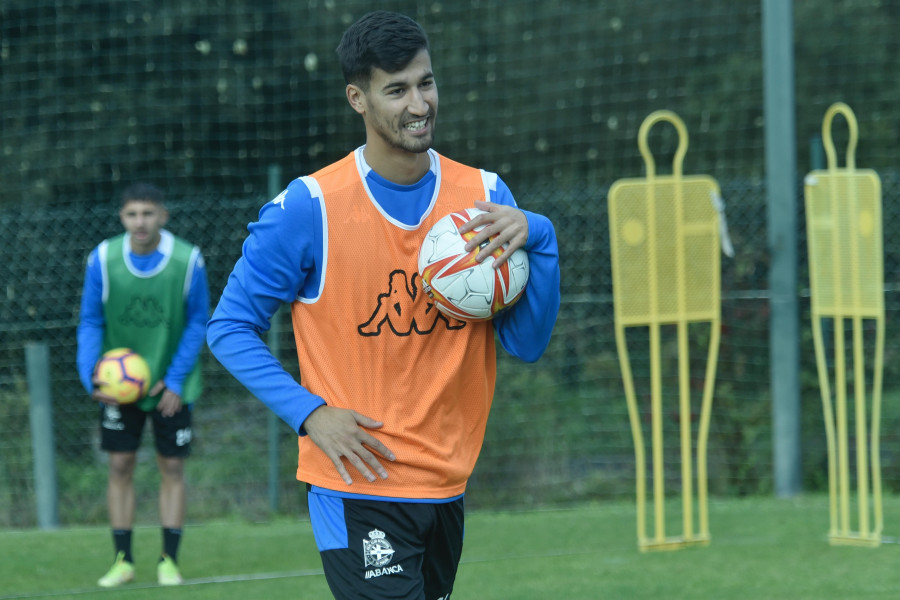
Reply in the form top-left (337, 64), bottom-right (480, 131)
top-left (362, 145), bottom-right (431, 185)
top-left (128, 232), bottom-right (162, 256)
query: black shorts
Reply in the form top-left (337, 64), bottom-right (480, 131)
top-left (99, 402), bottom-right (193, 457)
top-left (308, 490), bottom-right (464, 600)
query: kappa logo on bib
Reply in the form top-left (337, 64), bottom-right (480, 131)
top-left (357, 270), bottom-right (466, 337)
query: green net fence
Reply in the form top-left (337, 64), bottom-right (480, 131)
top-left (2, 1), bottom-right (900, 527)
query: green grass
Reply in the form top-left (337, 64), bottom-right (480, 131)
top-left (1, 495), bottom-right (898, 599)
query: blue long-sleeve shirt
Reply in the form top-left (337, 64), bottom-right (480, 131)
top-left (76, 232), bottom-right (210, 397)
top-left (208, 148), bottom-right (561, 435)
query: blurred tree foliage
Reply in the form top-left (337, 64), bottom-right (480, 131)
top-left (1, 0), bottom-right (898, 206)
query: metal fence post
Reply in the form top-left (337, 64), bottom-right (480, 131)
top-left (267, 163), bottom-right (284, 513)
top-left (763, 0), bottom-right (802, 497)
top-left (25, 341), bottom-right (59, 529)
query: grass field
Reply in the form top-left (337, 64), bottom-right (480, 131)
top-left (1, 495), bottom-right (898, 599)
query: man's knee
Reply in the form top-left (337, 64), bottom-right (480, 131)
top-left (108, 452), bottom-right (137, 480)
top-left (157, 455), bottom-right (185, 481)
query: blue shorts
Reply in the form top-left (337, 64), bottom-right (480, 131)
top-left (308, 489), bottom-right (464, 600)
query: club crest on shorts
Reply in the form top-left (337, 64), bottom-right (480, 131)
top-left (363, 529), bottom-right (395, 568)
top-left (102, 405), bottom-right (125, 431)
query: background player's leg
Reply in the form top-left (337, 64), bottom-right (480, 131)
top-left (158, 455), bottom-right (185, 530)
top-left (108, 452), bottom-right (137, 530)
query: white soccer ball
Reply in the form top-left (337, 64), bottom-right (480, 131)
top-left (418, 208), bottom-right (530, 321)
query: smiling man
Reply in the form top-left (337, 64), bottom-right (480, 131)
top-left (207, 11), bottom-right (561, 600)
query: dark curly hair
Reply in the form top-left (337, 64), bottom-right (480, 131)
top-left (336, 11), bottom-right (430, 89)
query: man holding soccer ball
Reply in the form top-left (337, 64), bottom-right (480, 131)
top-left (77, 182), bottom-right (208, 587)
top-left (208, 11), bottom-right (560, 600)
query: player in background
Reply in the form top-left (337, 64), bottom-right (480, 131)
top-left (76, 182), bottom-right (208, 587)
top-left (207, 11), bottom-right (560, 600)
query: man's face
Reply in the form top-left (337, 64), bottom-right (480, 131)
top-left (119, 199), bottom-right (168, 254)
top-left (355, 49), bottom-right (438, 155)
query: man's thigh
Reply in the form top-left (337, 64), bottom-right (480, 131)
top-left (308, 492), bottom-right (463, 600)
top-left (151, 403), bottom-right (193, 457)
top-left (99, 403), bottom-right (147, 452)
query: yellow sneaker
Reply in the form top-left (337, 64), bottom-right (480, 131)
top-left (157, 554), bottom-right (183, 586)
top-left (97, 551), bottom-right (135, 587)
